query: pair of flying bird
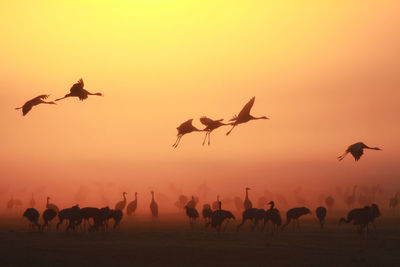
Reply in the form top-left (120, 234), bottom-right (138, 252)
top-left (172, 96), bottom-right (269, 148)
top-left (15, 79), bottom-right (103, 116)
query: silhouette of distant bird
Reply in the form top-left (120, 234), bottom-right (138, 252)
top-left (207, 201), bottom-right (235, 232)
top-left (126, 192), bottom-right (138, 216)
top-left (184, 205), bottom-right (199, 226)
top-left (56, 205), bottom-right (81, 232)
top-left (15, 95), bottom-right (56, 116)
top-left (226, 97), bottom-right (269, 135)
top-left (55, 79), bottom-right (102, 101)
top-left (29, 193), bottom-right (36, 208)
top-left (244, 187), bottom-right (252, 210)
top-left (237, 208), bottom-right (265, 231)
top-left (46, 197), bottom-right (59, 213)
top-left (186, 196), bottom-right (198, 209)
top-left (115, 192), bottom-right (127, 211)
top-left (200, 116), bottom-right (229, 145)
top-left (389, 193), bottom-right (399, 209)
top-left (7, 196), bottom-right (14, 210)
top-left (150, 191), bottom-right (158, 218)
top-left (172, 119), bottom-right (202, 148)
top-left (212, 195), bottom-right (220, 210)
top-left (338, 142), bottom-right (381, 161)
top-left (316, 206), bottom-right (327, 229)
top-left (264, 201), bottom-right (282, 234)
top-left (202, 204), bottom-right (213, 223)
top-left (23, 208), bottom-right (41, 230)
top-left (340, 204), bottom-right (380, 236)
top-left (42, 208), bottom-right (57, 231)
top-left (281, 207), bottom-right (311, 232)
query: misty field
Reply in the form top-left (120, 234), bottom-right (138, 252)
top-left (0, 215), bottom-right (399, 267)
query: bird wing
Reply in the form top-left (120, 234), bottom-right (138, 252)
top-left (237, 96), bottom-right (255, 118)
top-left (200, 116), bottom-right (214, 126)
top-left (32, 94), bottom-right (50, 101)
top-left (350, 148), bottom-right (363, 161)
top-left (22, 104), bottom-right (33, 116)
top-left (177, 119), bottom-right (193, 130)
top-left (70, 79), bottom-right (84, 94)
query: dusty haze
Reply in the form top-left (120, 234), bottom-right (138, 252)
top-left (1, 1), bottom-right (399, 214)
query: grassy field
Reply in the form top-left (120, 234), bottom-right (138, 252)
top-left (0, 215), bottom-right (399, 266)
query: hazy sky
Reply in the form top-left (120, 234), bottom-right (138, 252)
top-left (1, 1), bottom-right (399, 212)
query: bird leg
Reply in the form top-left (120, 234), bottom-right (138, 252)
top-left (337, 152), bottom-right (348, 161)
top-left (202, 132), bottom-right (208, 146)
top-left (208, 132), bottom-right (211, 145)
top-left (172, 135), bottom-right (182, 148)
top-left (226, 125), bottom-right (236, 136)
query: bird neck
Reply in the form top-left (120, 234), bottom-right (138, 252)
top-left (245, 189), bottom-right (249, 198)
top-left (135, 193), bottom-right (137, 201)
top-left (151, 193), bottom-right (154, 201)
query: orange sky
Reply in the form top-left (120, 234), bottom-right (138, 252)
top-left (1, 1), bottom-right (399, 213)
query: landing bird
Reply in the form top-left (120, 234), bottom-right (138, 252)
top-left (200, 116), bottom-right (229, 145)
top-left (15, 95), bottom-right (56, 116)
top-left (338, 142), bottom-right (381, 161)
top-left (172, 119), bottom-right (202, 148)
top-left (55, 79), bottom-right (102, 101)
top-left (226, 96), bottom-right (269, 136)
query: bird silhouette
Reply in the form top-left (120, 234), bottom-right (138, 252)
top-left (263, 201), bottom-right (282, 234)
top-left (243, 187), bottom-right (252, 210)
top-left (55, 79), bottom-right (102, 101)
top-left (338, 142), bottom-right (381, 161)
top-left (202, 204), bottom-right (213, 224)
top-left (200, 116), bottom-right (229, 145)
top-left (340, 204), bottom-right (380, 237)
top-left (46, 197), bottom-right (59, 213)
top-left (281, 207), bottom-right (311, 232)
top-left (316, 206), bottom-right (327, 230)
top-left (23, 208), bottom-right (41, 230)
top-left (226, 97), bottom-right (269, 136)
top-left (115, 192), bottom-right (127, 211)
top-left (150, 191), bottom-right (158, 218)
top-left (172, 119), bottom-right (202, 148)
top-left (15, 95), bottom-right (56, 116)
top-left (42, 208), bottom-right (57, 231)
top-left (126, 192), bottom-right (138, 216)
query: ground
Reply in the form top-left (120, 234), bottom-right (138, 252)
top-left (0, 215), bottom-right (399, 266)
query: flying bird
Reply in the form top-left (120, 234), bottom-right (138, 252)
top-left (15, 95), bottom-right (56, 116)
top-left (226, 96), bottom-right (269, 136)
top-left (172, 119), bottom-right (202, 148)
top-left (338, 142), bottom-right (381, 161)
top-left (200, 116), bottom-right (229, 145)
top-left (55, 79), bottom-right (102, 101)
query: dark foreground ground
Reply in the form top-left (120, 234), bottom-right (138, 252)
top-left (0, 216), bottom-right (399, 267)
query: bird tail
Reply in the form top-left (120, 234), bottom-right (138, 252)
top-left (54, 97), bottom-right (66, 101)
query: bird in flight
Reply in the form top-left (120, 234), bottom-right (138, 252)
top-left (226, 96), bottom-right (269, 136)
top-left (338, 142), bottom-right (381, 161)
top-left (200, 116), bottom-right (229, 145)
top-left (172, 119), bottom-right (202, 148)
top-left (15, 95), bottom-right (56, 116)
top-left (55, 79), bottom-right (102, 101)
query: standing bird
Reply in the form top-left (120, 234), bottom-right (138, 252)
top-left (202, 204), bottom-right (213, 224)
top-left (244, 187), bottom-right (252, 210)
top-left (212, 195), bottom-right (220, 210)
top-left (200, 116), bottom-right (229, 145)
top-left (15, 94), bottom-right (56, 116)
top-left (46, 197), bottom-right (59, 213)
top-left (389, 192), bottom-right (399, 212)
top-left (226, 96), bottom-right (269, 136)
top-left (186, 196), bottom-right (198, 209)
top-left (126, 192), bottom-right (138, 216)
top-left (150, 191), bottom-right (158, 218)
top-left (281, 207), bottom-right (311, 232)
top-left (316, 206), bottom-right (327, 229)
top-left (42, 208), bottom-right (57, 231)
top-left (55, 79), bottom-right (102, 101)
top-left (29, 193), bottom-right (36, 208)
top-left (23, 208), bottom-right (41, 230)
top-left (338, 142), bottom-right (381, 161)
top-left (172, 119), bottom-right (202, 148)
top-left (115, 192), bottom-right (127, 211)
top-left (207, 201), bottom-right (235, 232)
top-left (340, 204), bottom-right (380, 237)
top-left (237, 208), bottom-right (265, 231)
top-left (264, 201), bottom-right (282, 234)
top-left (184, 205), bottom-right (199, 227)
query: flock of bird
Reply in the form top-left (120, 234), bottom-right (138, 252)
top-left (20, 188), bottom-right (381, 237)
top-left (16, 81), bottom-right (381, 160)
